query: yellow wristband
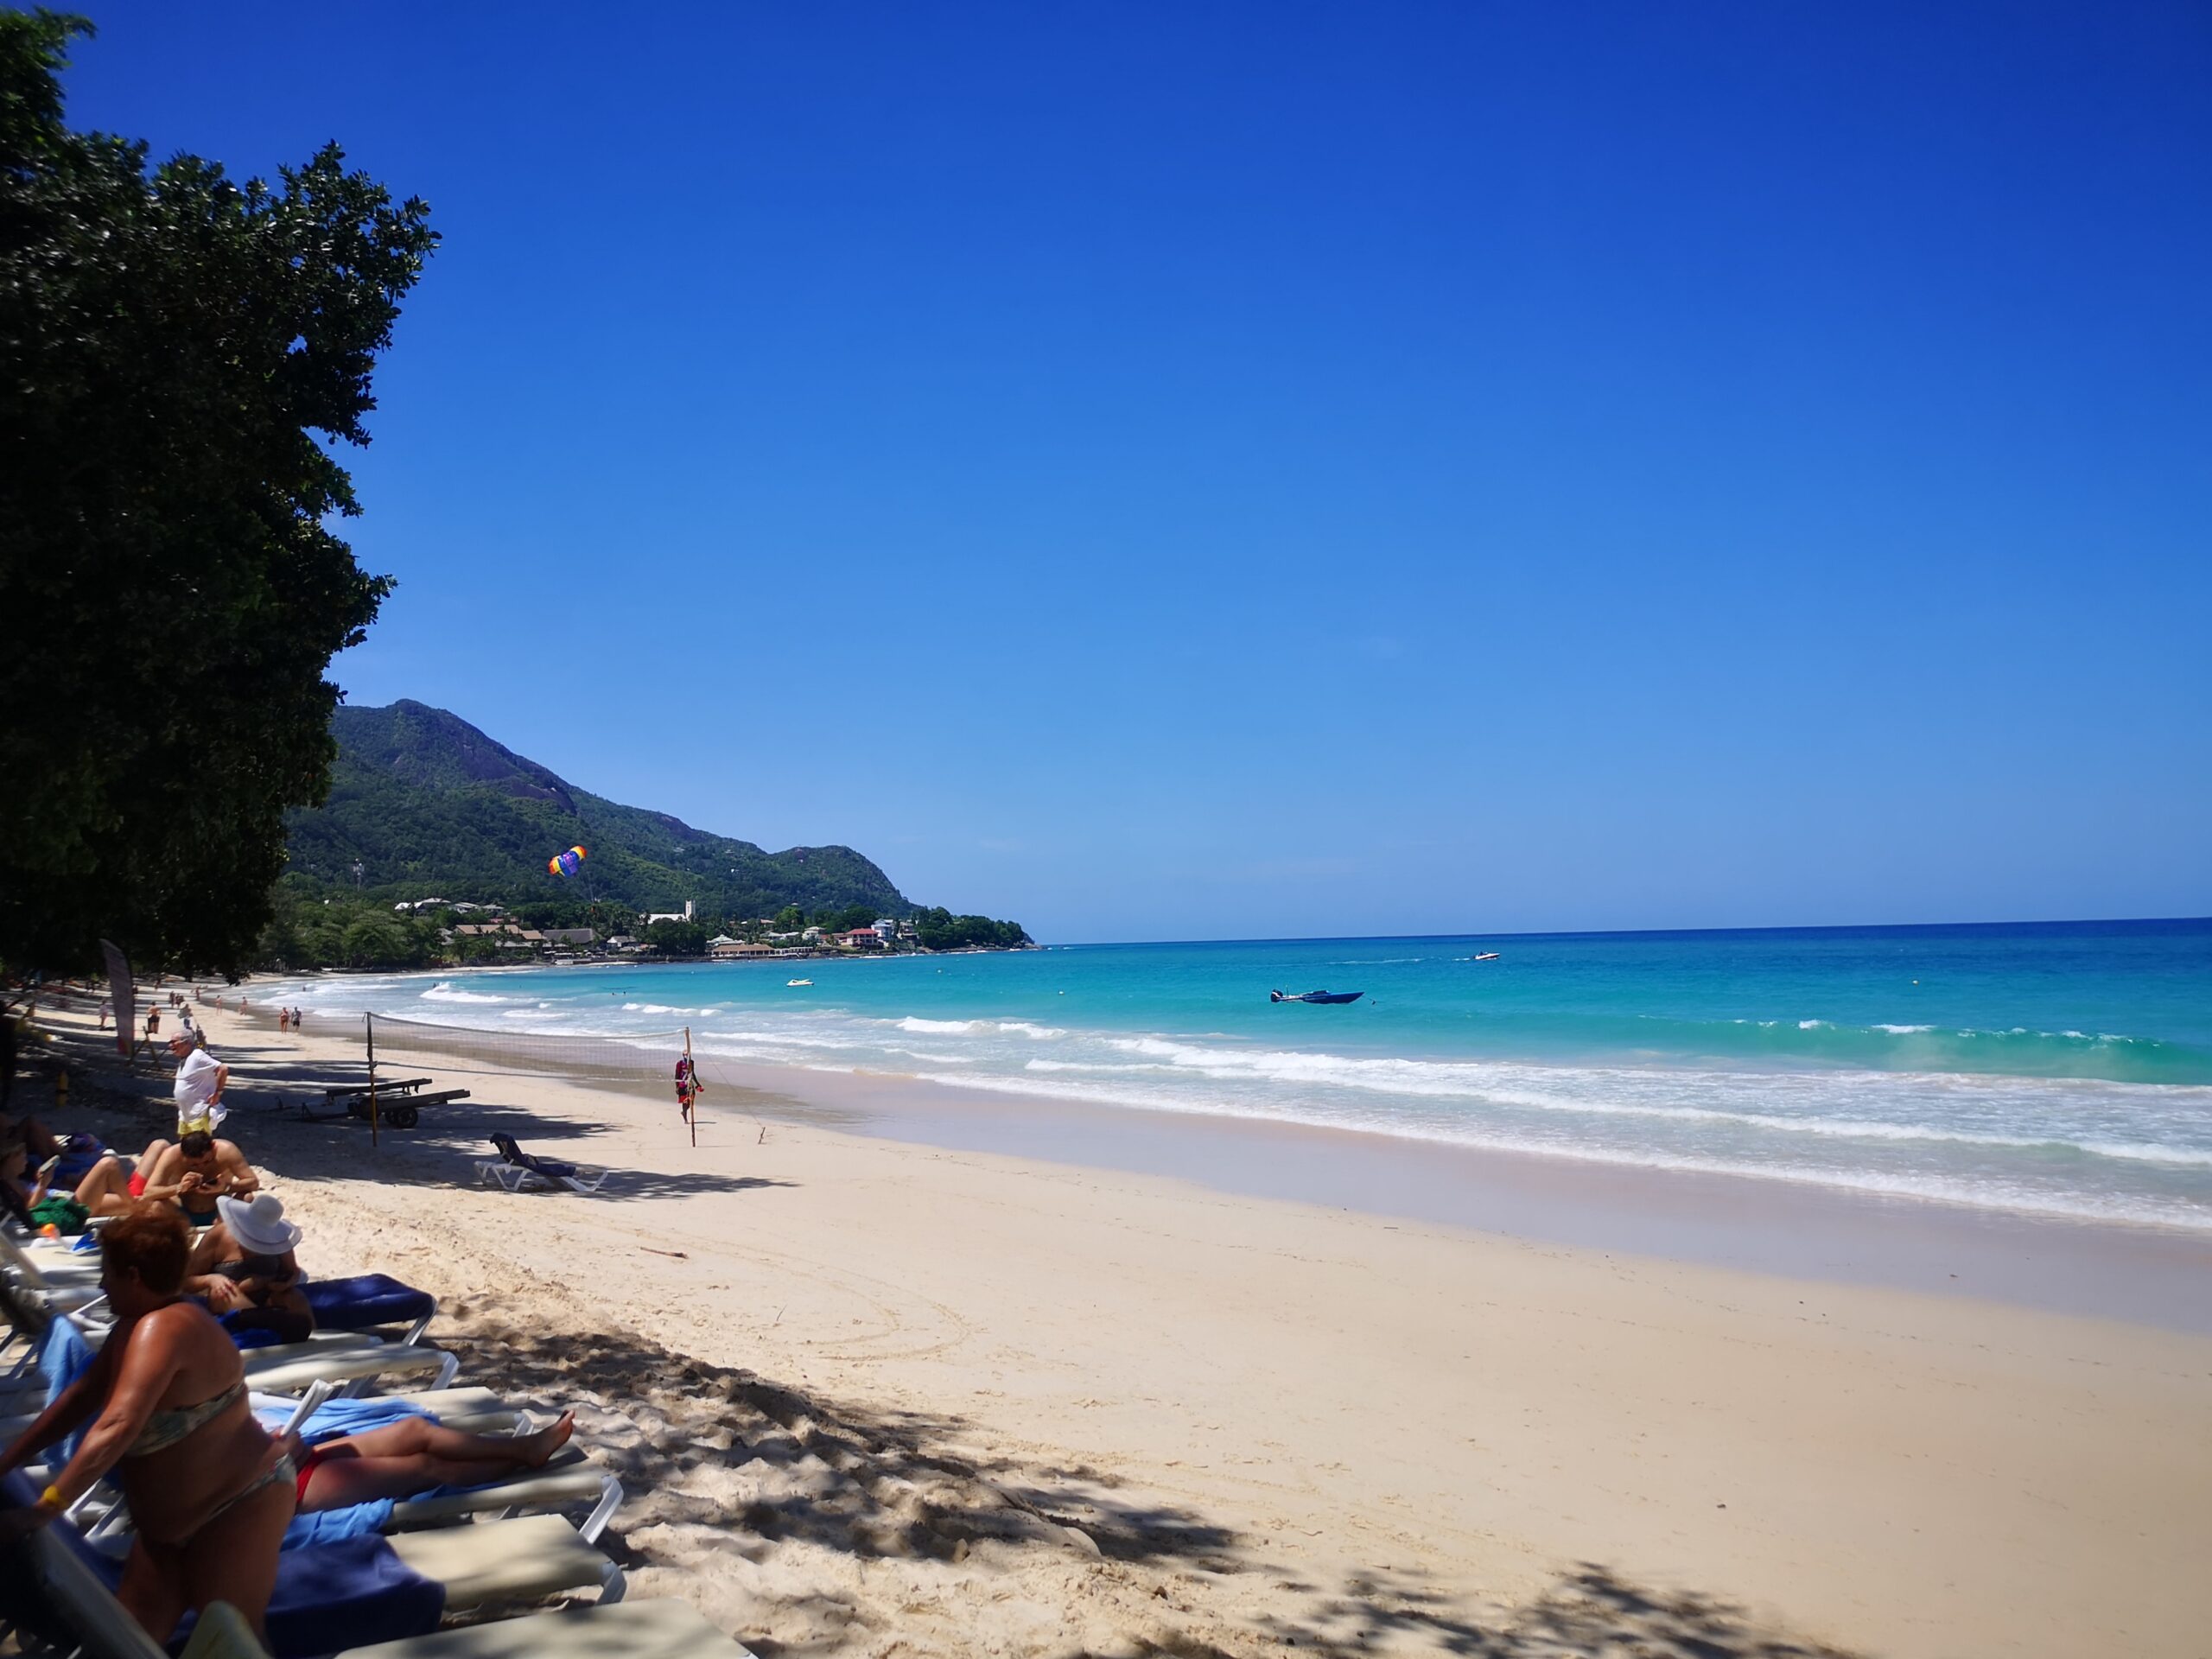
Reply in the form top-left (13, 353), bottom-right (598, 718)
top-left (39, 1484), bottom-right (63, 1513)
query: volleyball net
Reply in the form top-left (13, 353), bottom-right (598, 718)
top-left (361, 1012), bottom-right (689, 1093)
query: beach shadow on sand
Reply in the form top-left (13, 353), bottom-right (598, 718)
top-left (1250, 1566), bottom-right (1857, 1658)
top-left (238, 1103), bottom-right (794, 1205)
top-left (436, 1316), bottom-right (1859, 1659)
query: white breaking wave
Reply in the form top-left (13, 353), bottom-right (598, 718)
top-left (419, 983), bottom-right (507, 1005)
top-left (896, 1016), bottom-right (1065, 1039)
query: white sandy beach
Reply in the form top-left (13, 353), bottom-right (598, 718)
top-left (22, 995), bottom-right (2212, 1658)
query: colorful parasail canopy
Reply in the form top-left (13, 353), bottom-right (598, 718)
top-left (549, 845), bottom-right (588, 879)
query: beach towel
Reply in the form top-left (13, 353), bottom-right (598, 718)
top-left (251, 1394), bottom-right (434, 1446)
top-left (38, 1319), bottom-right (97, 1465)
top-left (28, 1196), bottom-right (89, 1236)
top-left (280, 1498), bottom-right (397, 1550)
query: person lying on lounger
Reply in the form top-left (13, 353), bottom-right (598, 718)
top-left (289, 1409), bottom-right (575, 1510)
top-left (0, 1142), bottom-right (84, 1233)
top-left (65, 1135), bottom-right (179, 1221)
top-left (184, 1193), bottom-right (312, 1344)
top-left (0, 1109), bottom-right (61, 1166)
top-left (0, 1202), bottom-right (296, 1642)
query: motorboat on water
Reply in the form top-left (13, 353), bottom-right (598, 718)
top-left (1270, 988), bottom-right (1363, 1004)
top-left (1472, 951), bottom-right (1500, 962)
top-left (786, 977), bottom-right (813, 987)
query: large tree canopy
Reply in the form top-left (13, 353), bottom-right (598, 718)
top-left (0, 10), bottom-right (435, 975)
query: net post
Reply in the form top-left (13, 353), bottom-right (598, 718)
top-left (365, 1011), bottom-right (379, 1150)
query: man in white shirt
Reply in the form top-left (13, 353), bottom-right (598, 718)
top-left (170, 1031), bottom-right (228, 1133)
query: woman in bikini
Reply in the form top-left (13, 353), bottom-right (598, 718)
top-left (0, 1203), bottom-right (295, 1641)
top-left (291, 1408), bottom-right (576, 1511)
top-left (183, 1192), bottom-right (315, 1344)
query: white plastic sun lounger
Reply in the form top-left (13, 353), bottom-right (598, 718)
top-left (386, 1511), bottom-right (627, 1611)
top-left (475, 1136), bottom-right (610, 1195)
top-left (0, 1233), bottom-right (104, 1285)
top-left (244, 1340), bottom-right (461, 1397)
top-left (391, 1456), bottom-right (624, 1545)
top-left (45, 1312), bottom-right (459, 1399)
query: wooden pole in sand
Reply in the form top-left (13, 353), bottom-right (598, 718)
top-left (685, 1026), bottom-right (697, 1149)
top-left (365, 1012), bottom-right (380, 1150)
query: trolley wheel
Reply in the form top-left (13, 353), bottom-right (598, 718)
top-left (385, 1102), bottom-right (420, 1130)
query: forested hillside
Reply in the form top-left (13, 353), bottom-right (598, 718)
top-left (285, 702), bottom-right (912, 918)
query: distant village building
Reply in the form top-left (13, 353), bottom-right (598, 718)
top-left (711, 939), bottom-right (775, 959)
top-left (870, 918), bottom-right (897, 943)
top-left (540, 927), bottom-right (595, 945)
top-left (644, 899), bottom-right (696, 926)
top-left (841, 927), bottom-right (882, 950)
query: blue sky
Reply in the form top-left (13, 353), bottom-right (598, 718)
top-left (65, 3), bottom-right (2210, 941)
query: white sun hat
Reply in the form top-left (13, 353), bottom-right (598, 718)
top-left (215, 1192), bottom-right (302, 1255)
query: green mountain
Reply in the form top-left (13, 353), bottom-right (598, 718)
top-left (284, 701), bottom-right (912, 918)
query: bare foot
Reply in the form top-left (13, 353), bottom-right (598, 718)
top-left (516, 1411), bottom-right (575, 1466)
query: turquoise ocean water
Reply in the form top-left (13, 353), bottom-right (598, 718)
top-left (275, 918), bottom-right (2212, 1232)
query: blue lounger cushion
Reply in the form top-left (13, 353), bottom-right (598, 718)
top-left (304, 1274), bottom-right (436, 1333)
top-left (226, 1272), bottom-right (435, 1347)
top-left (232, 1533), bottom-right (444, 1656)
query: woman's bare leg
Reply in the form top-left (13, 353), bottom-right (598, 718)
top-left (115, 1538), bottom-right (189, 1646)
top-left (304, 1450), bottom-right (542, 1509)
top-left (176, 1469), bottom-right (295, 1640)
top-left (321, 1410), bottom-right (573, 1469)
top-left (301, 1412), bottom-right (575, 1510)
top-left (73, 1155), bottom-right (135, 1215)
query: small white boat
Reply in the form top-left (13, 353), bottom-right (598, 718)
top-left (1473, 951), bottom-right (1500, 962)
top-left (786, 977), bottom-right (813, 987)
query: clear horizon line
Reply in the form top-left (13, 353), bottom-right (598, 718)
top-left (1038, 913), bottom-right (2212, 950)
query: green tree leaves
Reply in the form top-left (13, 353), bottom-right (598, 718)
top-left (0, 10), bottom-right (435, 975)
top-left (913, 907), bottom-right (1031, 950)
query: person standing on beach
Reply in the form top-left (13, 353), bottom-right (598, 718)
top-left (143, 1007), bottom-right (160, 1043)
top-left (169, 1032), bottom-right (227, 1135)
